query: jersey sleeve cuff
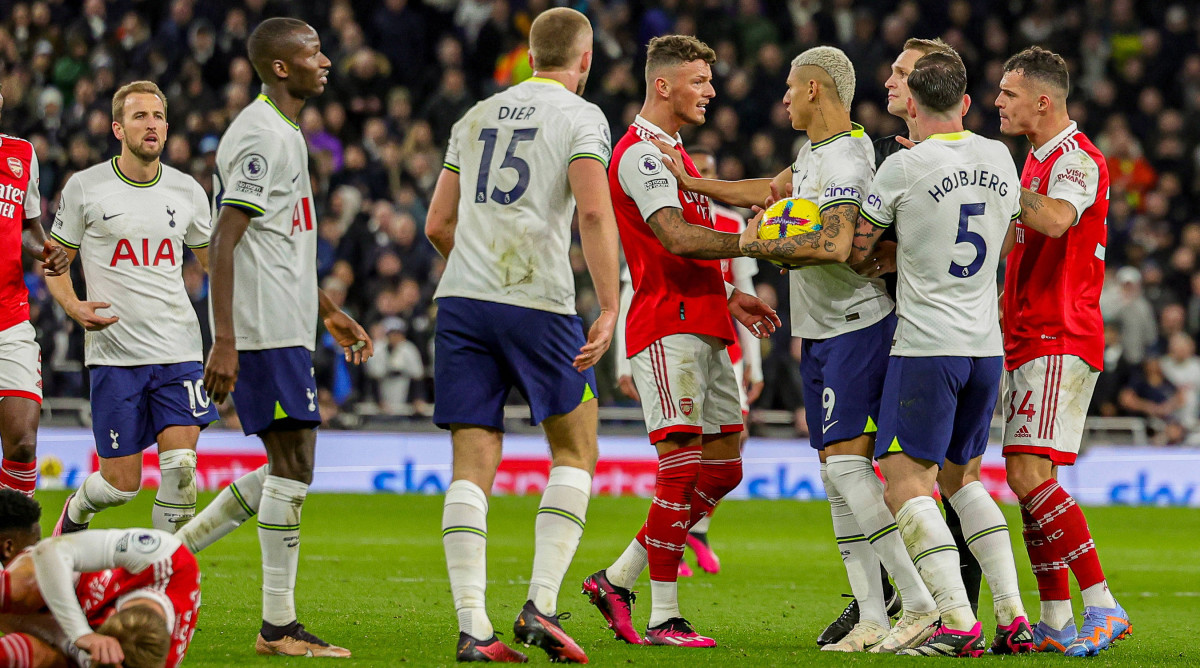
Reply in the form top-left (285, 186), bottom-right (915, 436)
top-left (442, 162), bottom-right (461, 174)
top-left (185, 242), bottom-right (211, 249)
top-left (49, 232), bottom-right (80, 250)
top-left (818, 198), bottom-right (862, 212)
top-left (860, 209), bottom-right (891, 229)
top-left (569, 153), bottom-right (609, 168)
top-left (219, 199), bottom-right (266, 216)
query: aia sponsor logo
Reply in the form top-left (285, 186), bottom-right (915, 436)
top-left (110, 238), bottom-right (177, 266)
top-left (291, 196), bottom-right (314, 236)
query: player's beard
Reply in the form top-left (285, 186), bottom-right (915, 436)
top-left (127, 136), bottom-right (163, 163)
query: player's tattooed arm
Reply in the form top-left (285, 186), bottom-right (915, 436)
top-left (646, 206), bottom-right (742, 259)
top-left (847, 214), bottom-right (886, 267)
top-left (740, 202), bottom-right (859, 266)
top-left (1017, 187), bottom-right (1077, 239)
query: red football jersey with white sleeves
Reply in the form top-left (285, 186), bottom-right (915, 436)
top-left (0, 134), bottom-right (41, 331)
top-left (611, 115), bottom-right (733, 357)
top-left (1003, 122), bottom-right (1108, 371)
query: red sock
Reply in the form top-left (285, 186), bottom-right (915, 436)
top-left (1022, 479), bottom-right (1106, 590)
top-left (644, 446), bottom-right (701, 583)
top-left (0, 459), bottom-right (36, 497)
top-left (1020, 505), bottom-right (1070, 602)
top-left (0, 632), bottom-right (34, 668)
top-left (688, 458), bottom-right (743, 527)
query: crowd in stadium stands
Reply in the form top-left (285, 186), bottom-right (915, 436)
top-left (3, 0), bottom-right (1200, 442)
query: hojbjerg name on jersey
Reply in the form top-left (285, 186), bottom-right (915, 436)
top-left (925, 168), bottom-right (1011, 203)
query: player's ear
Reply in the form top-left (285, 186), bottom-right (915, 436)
top-left (112, 120), bottom-right (124, 141)
top-left (580, 50), bottom-right (592, 75)
top-left (808, 79), bottom-right (818, 103)
top-left (960, 93), bottom-right (971, 118)
top-left (905, 96), bottom-right (917, 119)
top-left (273, 58), bottom-right (288, 81)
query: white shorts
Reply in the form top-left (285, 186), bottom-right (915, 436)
top-left (0, 321), bottom-right (43, 403)
top-left (1001, 354), bottom-right (1098, 465)
top-left (630, 333), bottom-right (744, 443)
top-left (732, 359), bottom-right (749, 415)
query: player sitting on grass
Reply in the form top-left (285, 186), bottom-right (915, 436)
top-left (0, 489), bottom-right (200, 668)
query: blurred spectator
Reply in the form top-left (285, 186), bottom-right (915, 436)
top-left (365, 317), bottom-right (425, 413)
top-left (1161, 332), bottom-right (1200, 431)
top-left (1102, 267), bottom-right (1158, 364)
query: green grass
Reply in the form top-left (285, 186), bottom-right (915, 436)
top-left (29, 491), bottom-right (1199, 666)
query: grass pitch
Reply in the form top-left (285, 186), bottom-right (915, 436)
top-left (31, 491), bottom-right (1198, 666)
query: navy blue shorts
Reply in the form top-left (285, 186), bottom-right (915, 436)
top-left (800, 313), bottom-right (896, 450)
top-left (875, 355), bottom-right (1003, 467)
top-left (91, 362), bottom-right (215, 458)
top-left (231, 347), bottom-right (321, 436)
top-left (433, 297), bottom-right (597, 430)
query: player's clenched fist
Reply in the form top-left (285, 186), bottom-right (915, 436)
top-left (42, 240), bottom-right (70, 276)
top-left (204, 338), bottom-right (239, 404)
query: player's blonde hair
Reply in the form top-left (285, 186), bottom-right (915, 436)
top-left (903, 37), bottom-right (955, 57)
top-left (529, 8), bottom-right (592, 70)
top-left (112, 81), bottom-right (167, 124)
top-left (95, 606), bottom-right (171, 668)
top-left (791, 46), bottom-right (855, 112)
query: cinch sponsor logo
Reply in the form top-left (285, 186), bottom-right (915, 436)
top-left (823, 185), bottom-right (859, 199)
top-left (110, 239), bottom-right (177, 267)
top-left (1109, 472), bottom-right (1195, 506)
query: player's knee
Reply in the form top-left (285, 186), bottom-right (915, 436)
top-left (2, 439), bottom-right (36, 464)
top-left (1005, 463), bottom-right (1045, 499)
top-left (104, 467), bottom-right (143, 493)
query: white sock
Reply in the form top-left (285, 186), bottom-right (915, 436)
top-left (826, 455), bottom-right (937, 614)
top-left (69, 472), bottom-right (138, 523)
top-left (648, 579), bottom-right (680, 627)
top-left (258, 475), bottom-right (308, 626)
top-left (896, 495), bottom-right (976, 630)
top-left (822, 465), bottom-right (887, 627)
top-left (443, 479), bottom-right (493, 640)
top-left (607, 539), bottom-right (648, 589)
top-left (177, 465), bottom-right (267, 553)
top-left (950, 481), bottom-right (1026, 625)
top-left (691, 514), bottom-right (712, 534)
top-left (1081, 582), bottom-right (1117, 609)
top-left (1041, 600), bottom-right (1075, 630)
top-left (529, 466), bottom-right (591, 615)
top-left (153, 449), bottom-right (197, 533)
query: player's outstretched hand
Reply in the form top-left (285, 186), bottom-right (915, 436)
top-left (575, 308), bottom-right (617, 372)
top-left (42, 240), bottom-right (69, 276)
top-left (204, 338), bottom-right (239, 404)
top-left (648, 138), bottom-right (690, 188)
top-left (728, 290), bottom-right (780, 339)
top-left (76, 632), bottom-right (124, 666)
top-left (895, 135), bottom-right (917, 149)
top-left (68, 301), bottom-right (119, 331)
top-left (617, 374), bottom-right (640, 401)
top-left (746, 380), bottom-right (764, 404)
top-left (325, 310), bottom-right (374, 365)
top-left (851, 240), bottom-right (897, 278)
top-left (739, 209), bottom-right (763, 255)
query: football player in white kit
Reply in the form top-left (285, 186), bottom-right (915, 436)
top-left (177, 18), bottom-right (372, 659)
top-left (851, 50), bottom-right (1032, 657)
top-left (47, 81), bottom-right (213, 538)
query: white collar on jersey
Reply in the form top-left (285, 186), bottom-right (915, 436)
top-left (1032, 121), bottom-right (1079, 162)
top-left (633, 114), bottom-right (681, 147)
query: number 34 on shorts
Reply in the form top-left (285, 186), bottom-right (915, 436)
top-left (1001, 355), bottom-right (1099, 463)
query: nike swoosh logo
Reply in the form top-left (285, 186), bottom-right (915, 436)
top-left (102, 212), bottom-right (123, 220)
top-left (193, 408), bottom-right (210, 418)
top-left (822, 420), bottom-right (839, 434)
top-left (292, 174), bottom-right (300, 183)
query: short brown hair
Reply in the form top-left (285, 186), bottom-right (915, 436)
top-left (1004, 46), bottom-right (1069, 97)
top-left (529, 8), bottom-right (592, 70)
top-left (646, 35), bottom-right (716, 78)
top-left (908, 51), bottom-right (968, 113)
top-left (903, 37), bottom-right (954, 57)
top-left (95, 606), bottom-right (170, 668)
top-left (112, 81), bottom-right (167, 124)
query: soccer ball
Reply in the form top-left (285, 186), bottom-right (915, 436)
top-left (757, 196), bottom-right (822, 270)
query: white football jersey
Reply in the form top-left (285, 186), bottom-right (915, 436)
top-left (434, 77), bottom-right (611, 315)
top-left (860, 131), bottom-right (1021, 357)
top-left (51, 158), bottom-right (211, 366)
top-left (788, 124), bottom-right (893, 339)
top-left (214, 94), bottom-right (318, 351)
